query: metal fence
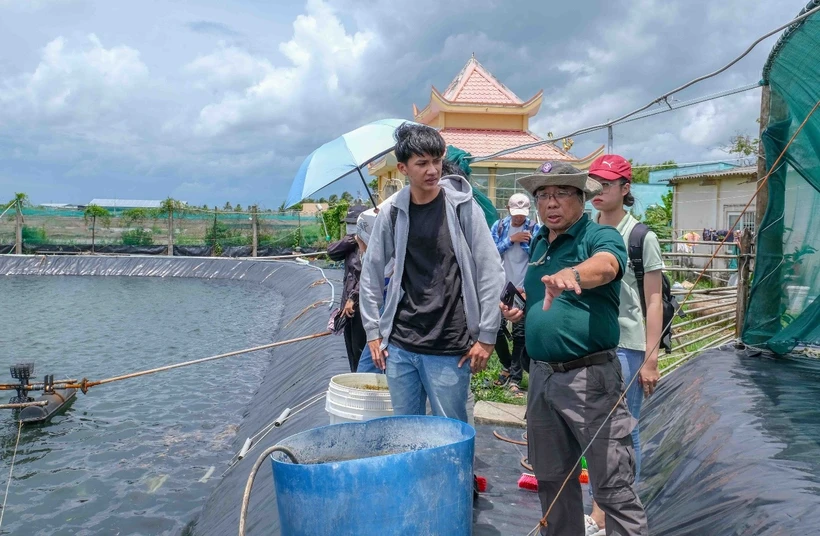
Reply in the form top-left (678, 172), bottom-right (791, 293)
top-left (0, 207), bottom-right (333, 255)
top-left (658, 230), bottom-right (752, 373)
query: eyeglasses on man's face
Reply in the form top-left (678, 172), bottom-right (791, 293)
top-left (535, 190), bottom-right (574, 202)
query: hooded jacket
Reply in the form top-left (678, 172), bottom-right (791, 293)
top-left (359, 175), bottom-right (504, 350)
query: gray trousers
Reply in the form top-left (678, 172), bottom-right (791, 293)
top-left (527, 352), bottom-right (648, 536)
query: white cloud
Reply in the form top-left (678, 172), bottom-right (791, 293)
top-left (0, 34), bottom-right (149, 126)
top-left (679, 91), bottom-right (760, 147)
top-left (192, 0), bottom-right (375, 137)
top-left (185, 44), bottom-right (274, 90)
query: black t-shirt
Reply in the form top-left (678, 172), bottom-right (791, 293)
top-left (391, 190), bottom-right (471, 355)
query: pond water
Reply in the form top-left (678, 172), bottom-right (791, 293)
top-left (0, 276), bottom-right (282, 535)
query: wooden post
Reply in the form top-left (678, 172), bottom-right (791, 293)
top-left (167, 210), bottom-right (174, 256)
top-left (251, 205), bottom-right (258, 257)
top-left (15, 202), bottom-right (22, 255)
top-left (755, 85), bottom-right (771, 231)
top-left (735, 228), bottom-right (753, 339)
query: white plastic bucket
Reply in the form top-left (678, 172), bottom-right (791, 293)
top-left (325, 373), bottom-right (393, 424)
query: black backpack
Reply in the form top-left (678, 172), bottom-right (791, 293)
top-left (628, 223), bottom-right (684, 354)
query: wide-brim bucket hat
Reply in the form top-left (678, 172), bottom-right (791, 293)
top-left (517, 161), bottom-right (602, 197)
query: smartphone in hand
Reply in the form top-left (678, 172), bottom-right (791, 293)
top-left (500, 281), bottom-right (526, 310)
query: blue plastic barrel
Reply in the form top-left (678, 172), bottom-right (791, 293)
top-left (270, 415), bottom-right (475, 535)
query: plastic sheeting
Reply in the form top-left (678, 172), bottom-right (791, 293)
top-left (9, 256), bottom-right (816, 535)
top-left (0, 255), bottom-right (544, 535)
top-left (640, 346), bottom-right (820, 535)
top-left (0, 255), bottom-right (349, 534)
top-left (0, 244), bottom-right (319, 256)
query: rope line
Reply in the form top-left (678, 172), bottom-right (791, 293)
top-left (47, 331), bottom-right (331, 394)
top-left (0, 420), bottom-right (23, 530)
top-left (527, 98), bottom-right (820, 536)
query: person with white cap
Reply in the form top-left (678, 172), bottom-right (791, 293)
top-left (501, 161), bottom-right (648, 536)
top-left (490, 193), bottom-right (540, 396)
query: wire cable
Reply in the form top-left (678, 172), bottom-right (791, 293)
top-left (527, 96), bottom-right (820, 536)
top-left (477, 4), bottom-right (820, 165)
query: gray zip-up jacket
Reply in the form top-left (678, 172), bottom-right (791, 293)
top-left (359, 175), bottom-right (504, 350)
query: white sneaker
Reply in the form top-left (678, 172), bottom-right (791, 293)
top-left (584, 514), bottom-right (604, 536)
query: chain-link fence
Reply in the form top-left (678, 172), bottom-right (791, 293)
top-left (0, 206), bottom-right (338, 256)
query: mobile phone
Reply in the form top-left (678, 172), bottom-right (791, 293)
top-left (501, 281), bottom-right (526, 310)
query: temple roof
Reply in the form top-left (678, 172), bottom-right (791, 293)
top-left (440, 129), bottom-right (574, 161)
top-left (441, 56), bottom-right (524, 105)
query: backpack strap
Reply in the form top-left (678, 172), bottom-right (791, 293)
top-left (629, 222), bottom-right (650, 317)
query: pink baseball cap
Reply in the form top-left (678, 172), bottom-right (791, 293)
top-left (508, 193), bottom-right (531, 216)
top-left (589, 154), bottom-right (632, 182)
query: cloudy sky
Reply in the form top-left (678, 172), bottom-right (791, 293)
top-left (0, 0), bottom-right (809, 208)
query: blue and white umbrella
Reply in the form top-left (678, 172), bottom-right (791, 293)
top-left (285, 118), bottom-right (415, 208)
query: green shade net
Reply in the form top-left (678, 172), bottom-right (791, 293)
top-left (445, 145), bottom-right (500, 229)
top-left (742, 0), bottom-right (820, 354)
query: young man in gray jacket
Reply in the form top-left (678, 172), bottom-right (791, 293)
top-left (359, 123), bottom-right (504, 422)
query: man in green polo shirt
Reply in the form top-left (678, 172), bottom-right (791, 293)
top-left (501, 161), bottom-right (648, 536)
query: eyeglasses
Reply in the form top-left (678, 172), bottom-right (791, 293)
top-left (535, 191), bottom-right (574, 202)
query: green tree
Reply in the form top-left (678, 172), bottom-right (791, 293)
top-left (629, 160), bottom-right (677, 184)
top-left (83, 204), bottom-right (112, 252)
top-left (368, 177), bottom-right (378, 191)
top-left (722, 132), bottom-right (759, 165)
top-left (642, 190), bottom-right (673, 244)
top-left (317, 197), bottom-right (328, 203)
top-left (278, 201), bottom-right (286, 214)
top-left (4, 193), bottom-right (30, 254)
top-left (121, 208), bottom-right (154, 226)
top-left (341, 191), bottom-right (354, 203)
top-left (157, 198), bottom-right (188, 255)
top-left (234, 203), bottom-right (242, 212)
top-left (223, 202), bottom-right (233, 211)
top-left (328, 194), bottom-right (339, 205)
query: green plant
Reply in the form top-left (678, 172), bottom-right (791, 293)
top-left (83, 204), bottom-right (112, 251)
top-left (642, 190), bottom-right (672, 244)
top-left (121, 228), bottom-right (154, 246)
top-left (470, 350), bottom-right (528, 406)
top-left (121, 207), bottom-right (156, 226)
top-left (321, 202), bottom-right (349, 241)
top-left (22, 225), bottom-right (47, 244)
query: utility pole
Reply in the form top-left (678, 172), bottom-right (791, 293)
top-left (167, 209), bottom-right (174, 256)
top-left (14, 201), bottom-right (22, 255)
top-left (755, 85), bottom-right (771, 231)
top-left (251, 205), bottom-right (258, 257)
top-left (735, 228), bottom-right (753, 339)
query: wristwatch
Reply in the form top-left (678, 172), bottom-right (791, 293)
top-left (569, 266), bottom-right (581, 286)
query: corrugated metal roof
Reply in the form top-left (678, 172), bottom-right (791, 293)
top-left (666, 165), bottom-right (757, 183)
top-left (87, 199), bottom-right (163, 208)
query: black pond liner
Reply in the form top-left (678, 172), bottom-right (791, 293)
top-left (3, 255), bottom-right (818, 535)
top-left (640, 346), bottom-right (820, 535)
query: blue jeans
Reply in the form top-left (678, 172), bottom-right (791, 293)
top-left (385, 344), bottom-right (471, 423)
top-left (617, 347), bottom-right (645, 481)
top-left (355, 345), bottom-right (384, 374)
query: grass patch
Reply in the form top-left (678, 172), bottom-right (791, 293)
top-left (471, 349), bottom-right (528, 406)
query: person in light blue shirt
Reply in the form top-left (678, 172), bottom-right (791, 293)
top-left (490, 193), bottom-right (539, 395)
